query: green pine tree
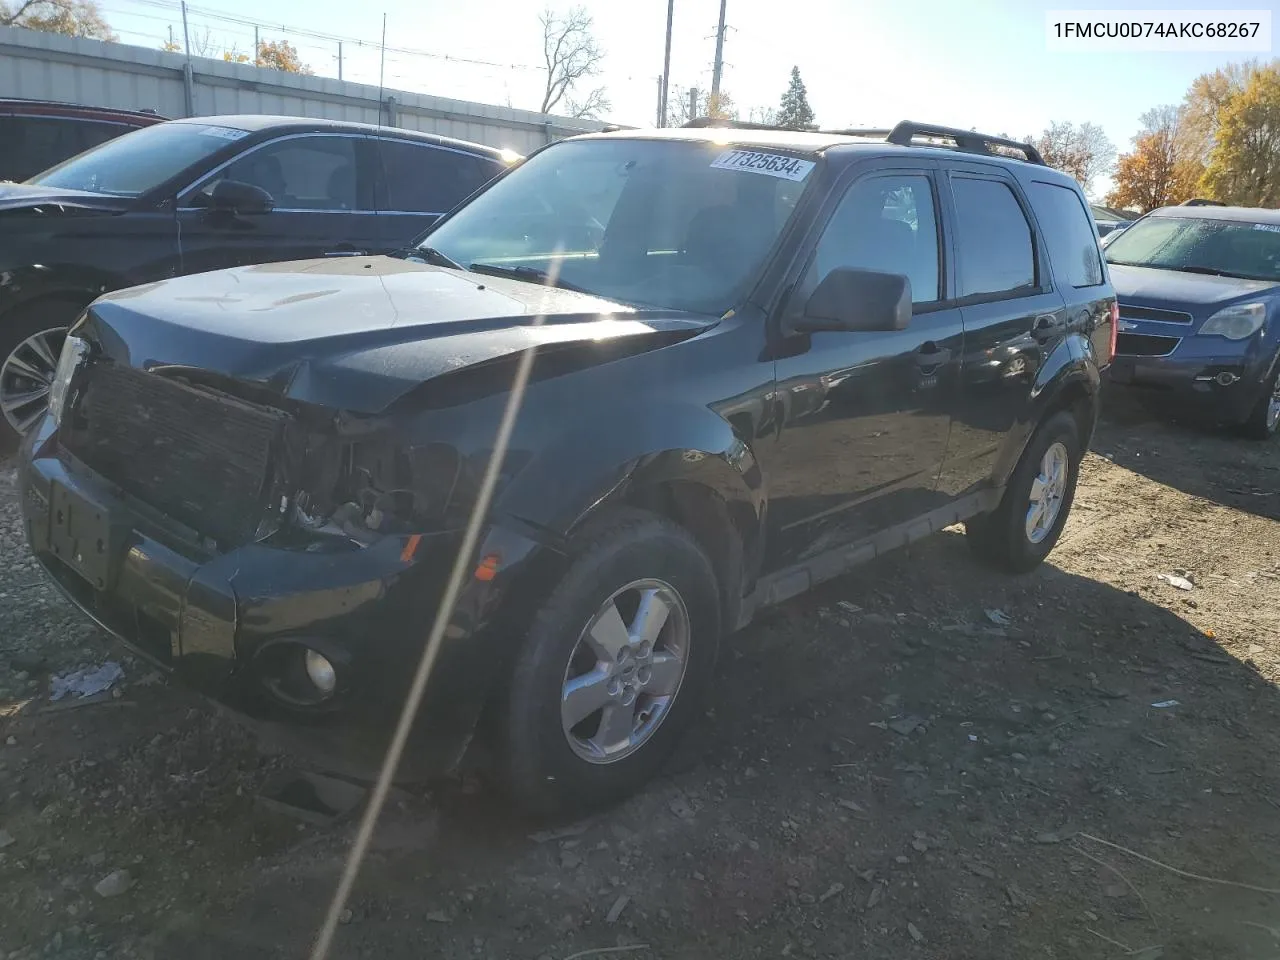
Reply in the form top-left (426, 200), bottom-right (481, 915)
top-left (777, 66), bottom-right (815, 130)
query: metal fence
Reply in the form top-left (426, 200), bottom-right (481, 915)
top-left (0, 25), bottom-right (606, 155)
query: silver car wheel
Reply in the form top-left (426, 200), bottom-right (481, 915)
top-left (1025, 441), bottom-right (1070, 544)
top-left (1, 326), bottom-right (66, 436)
top-left (560, 578), bottom-right (691, 764)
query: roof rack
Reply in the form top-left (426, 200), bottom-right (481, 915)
top-left (1181, 198), bottom-right (1225, 207)
top-left (880, 121), bottom-right (1044, 164)
top-left (680, 117), bottom-right (1044, 165)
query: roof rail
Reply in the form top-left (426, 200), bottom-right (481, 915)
top-left (884, 121), bottom-right (1045, 164)
top-left (1181, 198), bottom-right (1225, 207)
top-left (682, 117), bottom-right (813, 131)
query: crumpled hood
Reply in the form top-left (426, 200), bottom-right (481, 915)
top-left (0, 182), bottom-right (132, 213)
top-left (83, 255), bottom-right (711, 412)
top-left (1109, 263), bottom-right (1280, 313)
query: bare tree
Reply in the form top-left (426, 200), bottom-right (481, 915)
top-left (538, 6), bottom-right (608, 118)
top-left (1035, 120), bottom-right (1116, 196)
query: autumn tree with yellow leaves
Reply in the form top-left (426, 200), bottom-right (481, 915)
top-left (1106, 106), bottom-right (1202, 212)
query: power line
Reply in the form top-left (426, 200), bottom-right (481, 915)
top-left (112, 0), bottom-right (546, 73)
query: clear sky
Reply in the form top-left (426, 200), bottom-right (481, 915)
top-left (102, 0), bottom-right (1279, 194)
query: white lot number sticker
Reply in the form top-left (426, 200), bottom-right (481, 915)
top-left (199, 126), bottom-right (250, 141)
top-left (711, 149), bottom-right (814, 182)
top-left (1253, 223), bottom-right (1280, 233)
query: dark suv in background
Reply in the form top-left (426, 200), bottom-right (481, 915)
top-left (0, 115), bottom-right (514, 443)
top-left (19, 120), bottom-right (1114, 814)
top-left (0, 98), bottom-right (165, 183)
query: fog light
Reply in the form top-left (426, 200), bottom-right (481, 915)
top-left (1216, 371), bottom-right (1241, 386)
top-left (304, 649), bottom-right (337, 695)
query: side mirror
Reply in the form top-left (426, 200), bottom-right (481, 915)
top-left (792, 267), bottom-right (912, 334)
top-left (209, 179), bottom-right (274, 215)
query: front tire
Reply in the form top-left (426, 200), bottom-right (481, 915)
top-left (1239, 362), bottom-right (1280, 441)
top-left (498, 509), bottom-right (720, 818)
top-left (966, 411), bottom-right (1083, 574)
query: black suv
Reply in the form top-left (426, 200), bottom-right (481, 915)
top-left (0, 115), bottom-right (513, 443)
top-left (19, 121), bottom-right (1115, 814)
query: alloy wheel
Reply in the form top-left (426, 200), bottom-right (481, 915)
top-left (1025, 441), bottom-right (1070, 544)
top-left (560, 578), bottom-right (691, 764)
top-left (1, 327), bottom-right (66, 436)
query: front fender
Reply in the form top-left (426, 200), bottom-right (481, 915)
top-left (0, 262), bottom-right (120, 319)
top-left (496, 401), bottom-right (764, 546)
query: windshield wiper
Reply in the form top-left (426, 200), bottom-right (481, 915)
top-left (1172, 265), bottom-right (1234, 277)
top-left (403, 245), bottom-right (466, 271)
top-left (468, 262), bottom-right (596, 295)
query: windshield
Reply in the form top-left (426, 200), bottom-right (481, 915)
top-left (1105, 215), bottom-right (1280, 282)
top-left (420, 138), bottom-right (816, 315)
top-left (27, 121), bottom-right (250, 196)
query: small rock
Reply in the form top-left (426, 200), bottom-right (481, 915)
top-left (4, 737), bottom-right (14, 746)
top-left (866, 884), bottom-right (884, 909)
top-left (93, 870), bottom-right (132, 898)
top-left (668, 795), bottom-right (695, 820)
top-left (605, 894), bottom-right (630, 924)
top-left (907, 921), bottom-right (924, 942)
top-left (1006, 882), bottom-right (1031, 907)
top-left (87, 852), bottom-right (105, 866)
top-left (818, 882), bottom-right (844, 903)
top-left (911, 839), bottom-right (928, 852)
top-left (967, 862), bottom-right (996, 880)
top-left (1011, 753), bottom-right (1029, 763)
top-left (337, 908), bottom-right (353, 925)
top-left (560, 851), bottom-right (583, 870)
top-left (1034, 831), bottom-right (1064, 845)
top-left (425, 909), bottom-right (451, 923)
top-left (887, 716), bottom-right (923, 736)
top-left (894, 855), bottom-right (909, 864)
top-left (837, 798), bottom-right (865, 813)
top-left (0, 829), bottom-right (14, 849)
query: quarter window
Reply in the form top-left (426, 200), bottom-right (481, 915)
top-left (810, 173), bottom-right (941, 304)
top-left (951, 176), bottom-right (1036, 298)
top-left (1029, 181), bottom-right (1104, 287)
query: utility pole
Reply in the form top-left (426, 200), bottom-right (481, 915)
top-left (338, 40), bottom-right (343, 81)
top-left (689, 87), bottom-right (699, 123)
top-left (253, 24), bottom-right (259, 64)
top-left (659, 0), bottom-right (674, 127)
top-left (710, 0), bottom-right (727, 97)
top-left (180, 0), bottom-right (191, 57)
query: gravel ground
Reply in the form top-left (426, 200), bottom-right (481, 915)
top-left (1, 393), bottom-right (1278, 960)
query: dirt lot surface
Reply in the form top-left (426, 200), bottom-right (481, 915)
top-left (1, 394), bottom-right (1278, 960)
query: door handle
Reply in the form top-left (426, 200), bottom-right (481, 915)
top-left (915, 343), bottom-right (951, 368)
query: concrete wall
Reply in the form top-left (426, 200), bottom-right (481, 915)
top-left (0, 25), bottom-right (607, 154)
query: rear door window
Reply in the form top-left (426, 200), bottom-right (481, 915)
top-left (377, 139), bottom-right (503, 214)
top-left (1029, 181), bottom-right (1104, 287)
top-left (950, 176), bottom-right (1037, 299)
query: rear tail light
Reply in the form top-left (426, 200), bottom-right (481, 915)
top-left (1108, 301), bottom-right (1119, 361)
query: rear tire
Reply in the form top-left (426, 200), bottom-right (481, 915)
top-left (498, 509), bottom-right (720, 818)
top-left (966, 411), bottom-right (1082, 574)
top-left (0, 299), bottom-right (85, 448)
top-left (1239, 362), bottom-right (1280, 441)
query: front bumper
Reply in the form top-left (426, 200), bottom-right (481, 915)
top-left (18, 421), bottom-right (555, 780)
top-left (1107, 348), bottom-right (1276, 424)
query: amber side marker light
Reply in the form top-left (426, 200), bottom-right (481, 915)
top-left (474, 554), bottom-right (500, 581)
